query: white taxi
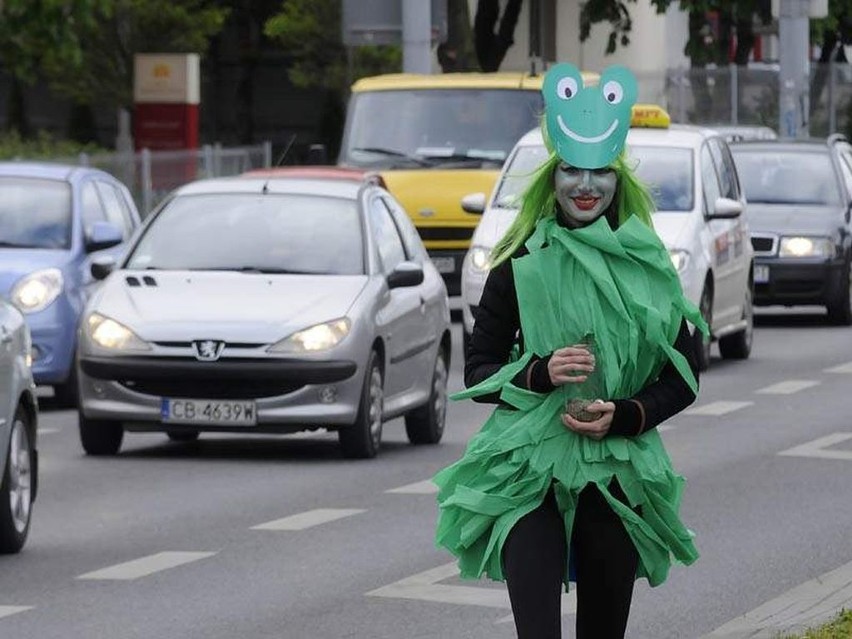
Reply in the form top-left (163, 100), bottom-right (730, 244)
top-left (460, 106), bottom-right (755, 370)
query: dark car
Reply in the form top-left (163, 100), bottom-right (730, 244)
top-left (731, 135), bottom-right (852, 324)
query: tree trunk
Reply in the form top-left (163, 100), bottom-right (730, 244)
top-left (437, 0), bottom-right (476, 72)
top-left (6, 77), bottom-right (31, 137)
top-left (474, 0), bottom-right (523, 72)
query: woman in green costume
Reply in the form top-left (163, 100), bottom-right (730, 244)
top-left (433, 63), bottom-right (708, 639)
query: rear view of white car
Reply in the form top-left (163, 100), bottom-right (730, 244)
top-left (0, 299), bottom-right (38, 553)
top-left (461, 106), bottom-right (755, 370)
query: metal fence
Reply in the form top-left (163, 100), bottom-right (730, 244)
top-left (636, 63), bottom-right (852, 138)
top-left (64, 142), bottom-right (273, 217)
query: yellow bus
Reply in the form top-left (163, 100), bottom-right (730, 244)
top-left (337, 72), bottom-right (546, 295)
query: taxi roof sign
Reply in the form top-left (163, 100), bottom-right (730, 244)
top-left (630, 104), bottom-right (671, 128)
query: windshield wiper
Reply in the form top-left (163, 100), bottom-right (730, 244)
top-left (351, 147), bottom-right (433, 167)
top-left (190, 266), bottom-right (317, 275)
top-left (0, 241), bottom-right (41, 249)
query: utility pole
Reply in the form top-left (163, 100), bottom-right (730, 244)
top-left (402, 0), bottom-right (431, 73)
top-left (776, 0), bottom-right (824, 138)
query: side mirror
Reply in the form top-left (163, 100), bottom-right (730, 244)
top-left (85, 221), bottom-right (124, 253)
top-left (90, 256), bottom-right (117, 281)
top-left (709, 197), bottom-right (743, 219)
top-left (306, 144), bottom-right (328, 165)
top-left (461, 192), bottom-right (486, 215)
top-left (387, 261), bottom-right (424, 289)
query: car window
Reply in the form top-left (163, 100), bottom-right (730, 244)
top-left (95, 181), bottom-right (132, 239)
top-left (81, 181), bottom-right (108, 231)
top-left (708, 138), bottom-right (738, 200)
top-left (0, 177), bottom-right (72, 249)
top-left (700, 145), bottom-right (722, 214)
top-left (368, 197), bottom-right (407, 273)
top-left (125, 193), bottom-right (364, 275)
top-left (381, 194), bottom-right (425, 261)
top-left (731, 149), bottom-right (842, 205)
top-left (494, 145), bottom-right (552, 208)
top-left (627, 145), bottom-right (694, 212)
top-left (837, 151), bottom-right (852, 202)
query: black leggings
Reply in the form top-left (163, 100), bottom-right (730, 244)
top-left (501, 483), bottom-right (640, 639)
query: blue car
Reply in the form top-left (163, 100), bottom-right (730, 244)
top-left (0, 162), bottom-right (141, 405)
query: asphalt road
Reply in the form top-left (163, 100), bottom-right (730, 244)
top-left (2, 307), bottom-right (852, 639)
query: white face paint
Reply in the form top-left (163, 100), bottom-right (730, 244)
top-left (554, 163), bottom-right (617, 226)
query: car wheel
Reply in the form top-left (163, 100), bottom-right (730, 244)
top-left (826, 260), bottom-right (852, 326)
top-left (167, 430), bottom-right (200, 443)
top-left (78, 413), bottom-right (123, 456)
top-left (0, 408), bottom-right (35, 554)
top-left (693, 285), bottom-right (713, 372)
top-left (52, 365), bottom-right (79, 409)
top-left (719, 282), bottom-right (754, 360)
top-left (405, 348), bottom-right (448, 445)
top-left (339, 351), bottom-right (383, 459)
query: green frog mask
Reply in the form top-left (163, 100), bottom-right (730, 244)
top-left (543, 63), bottom-right (637, 169)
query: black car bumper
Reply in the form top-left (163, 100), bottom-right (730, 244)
top-left (754, 258), bottom-right (846, 306)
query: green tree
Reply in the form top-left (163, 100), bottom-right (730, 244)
top-left (0, 0), bottom-right (105, 134)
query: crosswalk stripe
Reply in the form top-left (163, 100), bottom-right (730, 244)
top-left (77, 551), bottom-right (216, 580)
top-left (37, 427), bottom-right (60, 435)
top-left (825, 361), bottom-right (852, 374)
top-left (386, 480), bottom-right (438, 494)
top-left (755, 380), bottom-right (819, 395)
top-left (0, 606), bottom-right (32, 620)
top-left (251, 508), bottom-right (365, 531)
top-left (683, 401), bottom-right (753, 416)
top-left (778, 433), bottom-right (852, 461)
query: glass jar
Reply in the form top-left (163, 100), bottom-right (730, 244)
top-left (564, 332), bottom-right (603, 422)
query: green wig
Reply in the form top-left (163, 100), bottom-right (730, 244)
top-left (490, 148), bottom-right (656, 268)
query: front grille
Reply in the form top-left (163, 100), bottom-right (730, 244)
top-left (751, 234), bottom-right (777, 255)
top-left (119, 378), bottom-right (304, 399)
top-left (417, 226), bottom-right (475, 241)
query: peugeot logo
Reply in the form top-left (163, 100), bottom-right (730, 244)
top-left (192, 340), bottom-right (225, 362)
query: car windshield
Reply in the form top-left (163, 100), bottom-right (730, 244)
top-left (628, 146), bottom-right (695, 212)
top-left (493, 145), bottom-right (551, 208)
top-left (339, 89), bottom-right (542, 169)
top-left (731, 150), bottom-right (842, 205)
top-left (126, 193), bottom-right (364, 275)
top-left (0, 177), bottom-right (72, 249)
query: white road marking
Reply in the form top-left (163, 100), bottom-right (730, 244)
top-left (77, 551), bottom-right (216, 580)
top-left (755, 380), bottom-right (819, 395)
top-left (683, 401), bottom-right (753, 416)
top-left (367, 561), bottom-right (577, 616)
top-left (0, 606), bottom-right (32, 620)
top-left (658, 423), bottom-right (677, 432)
top-left (778, 433), bottom-right (852, 461)
top-left (386, 480), bottom-right (438, 494)
top-left (703, 558), bottom-right (852, 637)
top-left (825, 361), bottom-right (852, 374)
top-left (251, 508), bottom-right (365, 531)
top-left (37, 427), bottom-right (60, 435)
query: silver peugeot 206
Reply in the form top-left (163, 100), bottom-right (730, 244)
top-left (76, 171), bottom-right (451, 459)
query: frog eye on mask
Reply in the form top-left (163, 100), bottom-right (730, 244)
top-left (557, 77), bottom-right (579, 101)
top-left (602, 80), bottom-right (624, 105)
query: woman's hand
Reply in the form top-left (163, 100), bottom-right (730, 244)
top-left (547, 344), bottom-right (595, 386)
top-left (561, 400), bottom-right (615, 440)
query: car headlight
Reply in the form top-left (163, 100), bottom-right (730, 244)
top-left (468, 246), bottom-right (492, 273)
top-left (669, 249), bottom-right (690, 273)
top-left (268, 318), bottom-right (351, 353)
top-left (86, 313), bottom-right (151, 351)
top-left (778, 236), bottom-right (835, 258)
top-left (11, 268), bottom-right (63, 313)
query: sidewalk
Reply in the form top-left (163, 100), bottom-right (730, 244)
top-left (702, 559), bottom-right (852, 638)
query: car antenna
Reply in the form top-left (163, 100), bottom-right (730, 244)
top-left (262, 134), bottom-right (298, 194)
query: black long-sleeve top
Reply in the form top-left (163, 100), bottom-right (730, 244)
top-left (465, 247), bottom-right (700, 437)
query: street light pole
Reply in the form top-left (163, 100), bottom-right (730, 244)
top-left (777, 0), bottom-right (811, 138)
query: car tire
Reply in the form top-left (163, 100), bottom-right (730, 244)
top-left (339, 351), bottom-right (383, 459)
top-left (166, 430), bottom-right (200, 443)
top-left (405, 348), bottom-right (448, 445)
top-left (52, 365), bottom-right (79, 409)
top-left (78, 413), bottom-right (123, 456)
top-left (719, 282), bottom-right (754, 360)
top-left (693, 284), bottom-right (713, 372)
top-left (826, 260), bottom-right (852, 326)
top-left (0, 407), bottom-right (35, 554)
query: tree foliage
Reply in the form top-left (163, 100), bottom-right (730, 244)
top-left (45, 0), bottom-right (228, 108)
